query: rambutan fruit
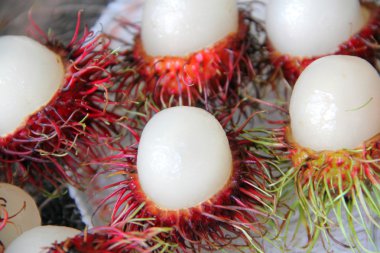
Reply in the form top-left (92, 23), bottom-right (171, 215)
top-left (94, 105), bottom-right (280, 252)
top-left (124, 0), bottom-right (254, 107)
top-left (5, 225), bottom-right (80, 253)
top-left (274, 55), bottom-right (380, 251)
top-left (265, 0), bottom-right (380, 86)
top-left (0, 14), bottom-right (119, 189)
top-left (0, 183), bottom-right (41, 248)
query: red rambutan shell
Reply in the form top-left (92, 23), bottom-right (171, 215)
top-left (285, 127), bottom-right (380, 192)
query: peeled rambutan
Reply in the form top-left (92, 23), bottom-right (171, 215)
top-left (93, 105), bottom-right (280, 252)
top-left (265, 0), bottom-right (380, 86)
top-left (0, 183), bottom-right (41, 248)
top-left (6, 225), bottom-right (80, 253)
top-left (0, 13), bottom-right (119, 189)
top-left (120, 0), bottom-right (255, 107)
top-left (274, 55), bottom-right (380, 251)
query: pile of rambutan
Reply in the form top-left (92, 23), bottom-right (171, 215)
top-left (2, 0), bottom-right (380, 252)
top-left (79, 1), bottom-right (284, 252)
top-left (2, 0), bottom-right (283, 252)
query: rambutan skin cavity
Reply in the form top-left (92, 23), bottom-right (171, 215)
top-left (266, 0), bottom-right (380, 85)
top-left (0, 36), bottom-right (64, 137)
top-left (137, 106), bottom-right (232, 210)
top-left (289, 55), bottom-right (380, 151)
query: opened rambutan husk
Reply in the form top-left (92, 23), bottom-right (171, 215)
top-left (47, 226), bottom-right (177, 253)
top-left (89, 101), bottom-right (283, 252)
top-left (113, 10), bottom-right (256, 108)
top-left (271, 126), bottom-right (380, 252)
top-left (0, 12), bottom-right (120, 190)
top-left (267, 3), bottom-right (380, 86)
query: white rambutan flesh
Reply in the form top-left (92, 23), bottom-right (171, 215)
top-left (290, 55), bottom-right (380, 151)
top-left (266, 0), bottom-right (368, 57)
top-left (137, 106), bottom-right (232, 210)
top-left (0, 183), bottom-right (41, 248)
top-left (0, 36), bottom-right (64, 137)
top-left (5, 225), bottom-right (80, 253)
top-left (141, 0), bottom-right (238, 57)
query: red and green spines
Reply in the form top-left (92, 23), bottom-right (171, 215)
top-left (286, 128), bottom-right (380, 192)
top-left (272, 127), bottom-right (380, 251)
top-left (47, 226), bottom-right (177, 253)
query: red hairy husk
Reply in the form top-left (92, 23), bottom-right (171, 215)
top-left (268, 3), bottom-right (380, 86)
top-left (285, 128), bottom-right (380, 192)
top-left (47, 226), bottom-right (177, 253)
top-left (92, 103), bottom-right (280, 252)
top-left (273, 127), bottom-right (380, 251)
top-left (127, 11), bottom-right (255, 107)
top-left (0, 12), bottom-right (120, 190)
